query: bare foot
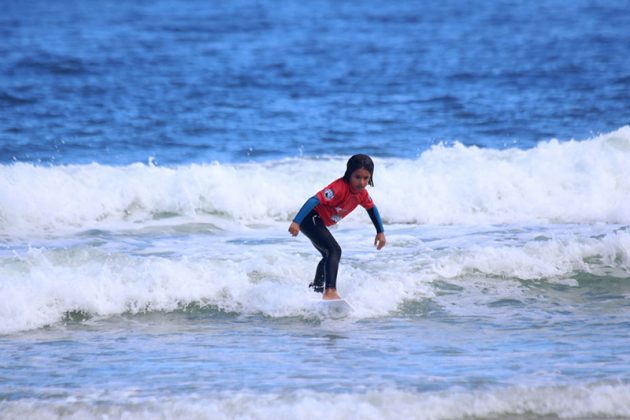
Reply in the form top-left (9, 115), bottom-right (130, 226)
top-left (322, 288), bottom-right (341, 300)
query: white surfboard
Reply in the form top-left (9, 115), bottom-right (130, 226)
top-left (311, 299), bottom-right (354, 318)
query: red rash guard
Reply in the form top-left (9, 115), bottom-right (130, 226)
top-left (314, 178), bottom-right (374, 227)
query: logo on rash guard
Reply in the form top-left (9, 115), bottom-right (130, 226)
top-left (324, 189), bottom-right (334, 200)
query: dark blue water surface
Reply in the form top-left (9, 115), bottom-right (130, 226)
top-left (1, 0), bottom-right (629, 165)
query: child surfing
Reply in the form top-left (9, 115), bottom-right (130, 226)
top-left (288, 154), bottom-right (386, 300)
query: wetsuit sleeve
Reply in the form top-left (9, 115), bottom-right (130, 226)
top-left (367, 206), bottom-right (384, 233)
top-left (292, 196), bottom-right (320, 225)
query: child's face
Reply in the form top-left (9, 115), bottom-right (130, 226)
top-left (350, 168), bottom-right (371, 192)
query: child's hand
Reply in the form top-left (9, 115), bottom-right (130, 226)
top-left (374, 232), bottom-right (386, 250)
top-left (288, 222), bottom-right (301, 237)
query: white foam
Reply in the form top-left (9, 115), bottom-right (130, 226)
top-left (1, 126), bottom-right (629, 236)
top-left (1, 225), bottom-right (628, 334)
top-left (0, 244), bottom-right (317, 334)
top-left (376, 125), bottom-right (630, 225)
top-left (431, 228), bottom-right (630, 280)
top-left (1, 383), bottom-right (629, 419)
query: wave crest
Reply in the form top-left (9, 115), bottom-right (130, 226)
top-left (1, 126), bottom-right (629, 235)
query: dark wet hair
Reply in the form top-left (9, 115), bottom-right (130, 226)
top-left (343, 154), bottom-right (375, 187)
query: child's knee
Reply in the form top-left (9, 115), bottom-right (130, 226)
top-left (331, 243), bottom-right (342, 260)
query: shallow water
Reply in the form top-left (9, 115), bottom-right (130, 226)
top-left (2, 222), bottom-right (630, 417)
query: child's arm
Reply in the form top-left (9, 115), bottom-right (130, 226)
top-left (366, 206), bottom-right (384, 233)
top-left (288, 196), bottom-right (320, 236)
top-left (367, 206), bottom-right (386, 250)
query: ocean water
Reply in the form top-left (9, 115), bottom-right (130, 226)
top-left (1, 0), bottom-right (630, 418)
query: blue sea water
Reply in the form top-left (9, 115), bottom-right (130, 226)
top-left (1, 0), bottom-right (630, 418)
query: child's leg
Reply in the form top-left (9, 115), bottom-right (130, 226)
top-left (311, 260), bottom-right (325, 292)
top-left (299, 211), bottom-right (342, 291)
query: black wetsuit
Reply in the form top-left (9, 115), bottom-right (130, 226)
top-left (299, 210), bottom-right (342, 292)
top-left (297, 204), bottom-right (383, 292)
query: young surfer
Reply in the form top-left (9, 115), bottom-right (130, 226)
top-left (288, 154), bottom-right (386, 300)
